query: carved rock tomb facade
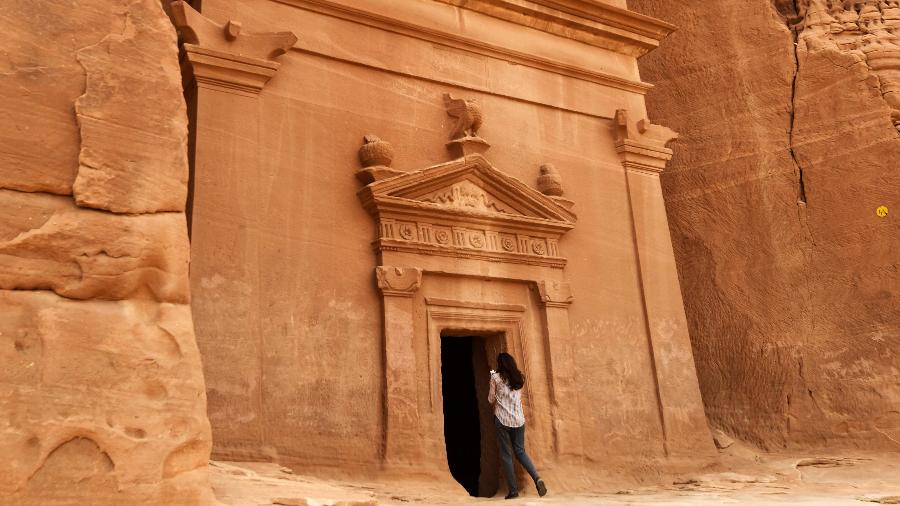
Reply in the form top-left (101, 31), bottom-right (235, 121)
top-left (176, 0), bottom-right (714, 492)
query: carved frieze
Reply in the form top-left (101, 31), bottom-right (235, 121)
top-left (378, 217), bottom-right (563, 266)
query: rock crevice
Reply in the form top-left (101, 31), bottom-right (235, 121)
top-left (631, 0), bottom-right (900, 450)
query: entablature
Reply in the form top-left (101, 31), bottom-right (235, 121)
top-left (432, 0), bottom-right (675, 57)
top-left (359, 154), bottom-right (575, 269)
top-left (268, 0), bottom-right (653, 95)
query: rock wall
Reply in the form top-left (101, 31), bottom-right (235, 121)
top-left (629, 0), bottom-right (900, 450)
top-left (0, 0), bottom-right (213, 503)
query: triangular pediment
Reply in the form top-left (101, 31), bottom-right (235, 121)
top-left (360, 155), bottom-right (576, 224)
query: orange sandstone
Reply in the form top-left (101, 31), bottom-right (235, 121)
top-left (5, 0), bottom-right (896, 504)
top-left (0, 0), bottom-right (212, 503)
top-left (631, 0), bottom-right (900, 450)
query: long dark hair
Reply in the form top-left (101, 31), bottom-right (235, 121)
top-left (496, 352), bottom-right (524, 390)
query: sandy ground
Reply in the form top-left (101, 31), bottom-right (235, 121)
top-left (210, 445), bottom-right (900, 506)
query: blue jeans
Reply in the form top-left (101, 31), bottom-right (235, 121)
top-left (494, 417), bottom-right (540, 494)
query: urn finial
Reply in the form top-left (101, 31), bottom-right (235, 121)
top-left (358, 135), bottom-right (394, 168)
top-left (356, 135), bottom-right (403, 185)
top-left (537, 163), bottom-right (564, 197)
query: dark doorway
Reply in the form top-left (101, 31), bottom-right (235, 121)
top-left (440, 334), bottom-right (502, 497)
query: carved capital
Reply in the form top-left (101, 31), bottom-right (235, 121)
top-left (376, 266), bottom-right (423, 297)
top-left (536, 280), bottom-right (573, 307)
top-left (170, 1), bottom-right (297, 95)
top-left (171, 1), bottom-right (297, 59)
top-left (613, 109), bottom-right (678, 175)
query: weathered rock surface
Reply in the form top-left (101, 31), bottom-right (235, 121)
top-left (0, 0), bottom-right (189, 211)
top-left (0, 292), bottom-right (211, 503)
top-left (73, 0), bottom-right (189, 214)
top-left (631, 0), bottom-right (900, 449)
top-left (0, 0), bottom-right (212, 503)
top-left (0, 0), bottom-right (107, 195)
top-left (713, 429), bottom-right (735, 450)
top-left (0, 190), bottom-right (190, 302)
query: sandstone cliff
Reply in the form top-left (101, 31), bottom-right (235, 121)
top-left (630, 0), bottom-right (899, 450)
top-left (0, 0), bottom-right (213, 502)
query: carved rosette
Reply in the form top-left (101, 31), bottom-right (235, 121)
top-left (375, 266), bottom-right (422, 297)
top-left (377, 219), bottom-right (561, 265)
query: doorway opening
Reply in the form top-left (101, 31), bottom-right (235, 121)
top-left (440, 332), bottom-right (503, 497)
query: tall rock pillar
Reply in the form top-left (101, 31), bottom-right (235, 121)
top-left (1, 0), bottom-right (214, 502)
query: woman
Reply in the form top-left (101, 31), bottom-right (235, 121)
top-left (488, 352), bottom-right (548, 499)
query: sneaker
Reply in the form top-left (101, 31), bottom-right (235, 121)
top-left (535, 479), bottom-right (547, 497)
top-left (505, 492), bottom-right (519, 499)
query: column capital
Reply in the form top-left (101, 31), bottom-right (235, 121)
top-left (170, 1), bottom-right (297, 96)
top-left (376, 266), bottom-right (422, 297)
top-left (536, 280), bottom-right (573, 308)
top-left (613, 109), bottom-right (677, 175)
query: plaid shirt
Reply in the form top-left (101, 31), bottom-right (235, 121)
top-left (489, 371), bottom-right (525, 427)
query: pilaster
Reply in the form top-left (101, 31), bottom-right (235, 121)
top-left (169, 1), bottom-right (297, 456)
top-left (535, 280), bottom-right (583, 461)
top-left (613, 109), bottom-right (716, 458)
top-left (375, 266), bottom-right (424, 467)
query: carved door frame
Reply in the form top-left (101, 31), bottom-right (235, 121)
top-left (364, 153), bottom-right (583, 469)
